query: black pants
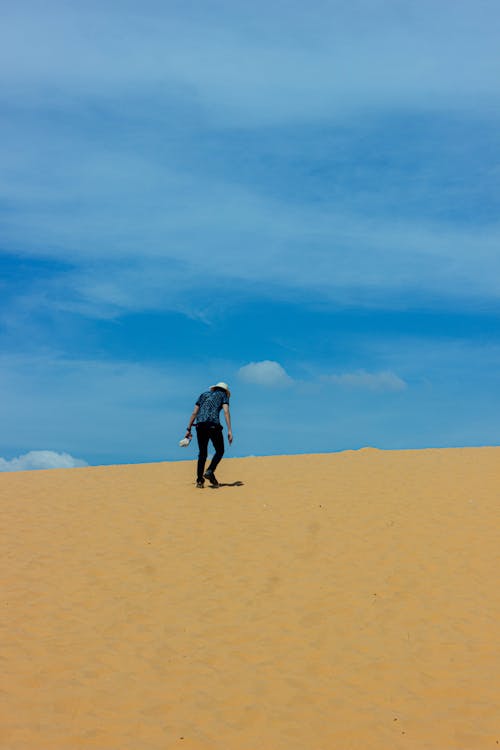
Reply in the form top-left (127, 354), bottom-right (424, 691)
top-left (196, 422), bottom-right (225, 481)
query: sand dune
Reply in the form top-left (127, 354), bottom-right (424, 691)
top-left (1, 447), bottom-right (500, 749)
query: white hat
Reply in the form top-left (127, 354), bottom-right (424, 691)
top-left (210, 381), bottom-right (231, 397)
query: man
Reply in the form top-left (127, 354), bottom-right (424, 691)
top-left (185, 382), bottom-right (233, 488)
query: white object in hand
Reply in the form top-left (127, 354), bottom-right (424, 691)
top-left (179, 437), bottom-right (191, 447)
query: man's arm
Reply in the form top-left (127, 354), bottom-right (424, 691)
top-left (222, 403), bottom-right (233, 444)
top-left (185, 404), bottom-right (199, 438)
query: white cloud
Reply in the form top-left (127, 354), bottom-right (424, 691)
top-left (238, 360), bottom-right (292, 387)
top-left (323, 370), bottom-right (407, 392)
top-left (0, 450), bottom-right (88, 472)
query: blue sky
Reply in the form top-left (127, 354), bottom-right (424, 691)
top-left (1, 0), bottom-right (499, 469)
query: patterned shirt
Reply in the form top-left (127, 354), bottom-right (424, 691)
top-left (195, 389), bottom-right (229, 425)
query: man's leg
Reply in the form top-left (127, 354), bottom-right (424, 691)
top-left (206, 425), bottom-right (225, 473)
top-left (196, 424), bottom-right (210, 483)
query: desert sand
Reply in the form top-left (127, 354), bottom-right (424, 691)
top-left (1, 447), bottom-right (499, 749)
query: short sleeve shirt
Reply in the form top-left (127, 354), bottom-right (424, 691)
top-left (195, 389), bottom-right (229, 425)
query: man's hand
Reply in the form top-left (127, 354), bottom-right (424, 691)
top-left (184, 404), bottom-right (199, 439)
top-left (227, 430), bottom-right (233, 444)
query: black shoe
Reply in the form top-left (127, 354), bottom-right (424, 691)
top-left (203, 469), bottom-right (219, 487)
top-left (196, 480), bottom-right (205, 488)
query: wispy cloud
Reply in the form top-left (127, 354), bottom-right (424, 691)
top-left (3, 176), bottom-right (500, 320)
top-left (1, 2), bottom-right (498, 123)
top-left (0, 450), bottom-right (87, 472)
top-left (238, 360), bottom-right (292, 387)
top-left (322, 370), bottom-right (407, 392)
top-left (1, 3), bottom-right (499, 321)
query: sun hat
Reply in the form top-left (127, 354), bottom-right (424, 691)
top-left (210, 381), bottom-right (231, 397)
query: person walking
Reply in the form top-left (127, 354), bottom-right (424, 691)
top-left (184, 382), bottom-right (233, 488)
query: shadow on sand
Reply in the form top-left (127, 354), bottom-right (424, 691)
top-left (211, 481), bottom-right (244, 488)
top-left (192, 480), bottom-right (245, 489)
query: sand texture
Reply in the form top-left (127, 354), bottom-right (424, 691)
top-left (1, 447), bottom-right (500, 749)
